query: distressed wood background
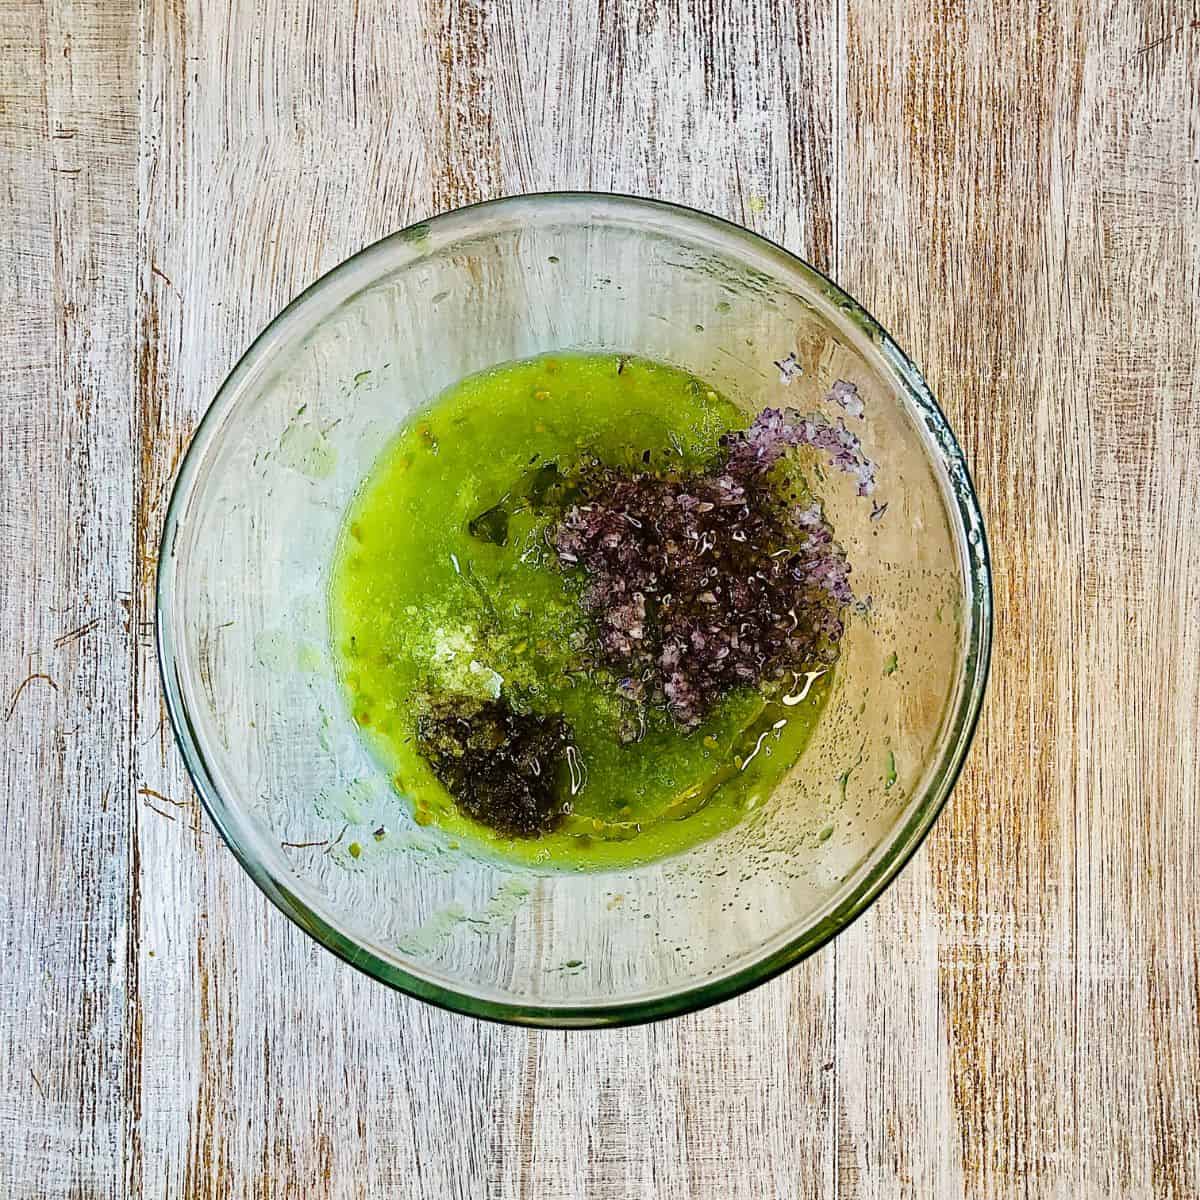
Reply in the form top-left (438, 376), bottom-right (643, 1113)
top-left (2, 1), bottom-right (1198, 1196)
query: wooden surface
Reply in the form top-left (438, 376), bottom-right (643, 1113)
top-left (2, 1), bottom-right (1198, 1196)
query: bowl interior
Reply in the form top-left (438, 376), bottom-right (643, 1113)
top-left (159, 194), bottom-right (989, 1025)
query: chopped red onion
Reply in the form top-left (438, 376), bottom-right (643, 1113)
top-left (549, 399), bottom-right (876, 727)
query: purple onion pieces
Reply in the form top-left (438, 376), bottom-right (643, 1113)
top-left (773, 352), bottom-right (803, 385)
top-left (547, 389), bottom-right (884, 727)
top-left (551, 466), bottom-right (853, 729)
top-left (722, 405), bottom-right (877, 496)
top-left (828, 379), bottom-right (864, 419)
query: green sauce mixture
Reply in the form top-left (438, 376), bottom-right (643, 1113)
top-left (330, 352), bottom-right (831, 870)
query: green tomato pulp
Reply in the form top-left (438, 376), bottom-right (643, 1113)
top-left (329, 352), bottom-right (831, 869)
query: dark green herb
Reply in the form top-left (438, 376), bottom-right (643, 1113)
top-left (417, 697), bottom-right (573, 838)
top-left (468, 502), bottom-right (510, 546)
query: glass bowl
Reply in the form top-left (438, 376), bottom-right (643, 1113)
top-left (158, 193), bottom-right (991, 1026)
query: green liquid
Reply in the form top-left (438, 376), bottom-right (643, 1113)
top-left (330, 352), bottom-right (831, 870)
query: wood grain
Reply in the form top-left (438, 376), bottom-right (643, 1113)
top-left (2, 0), bottom-right (1197, 1197)
top-left (839, 5), bottom-right (1200, 1196)
top-left (1, 0), bottom-right (139, 1195)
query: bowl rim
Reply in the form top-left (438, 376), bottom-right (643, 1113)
top-left (156, 190), bottom-right (993, 1028)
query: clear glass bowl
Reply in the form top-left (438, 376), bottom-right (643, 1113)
top-left (158, 193), bottom-right (991, 1026)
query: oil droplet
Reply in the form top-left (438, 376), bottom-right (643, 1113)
top-left (782, 669), bottom-right (827, 705)
top-left (739, 730), bottom-right (771, 771)
top-left (566, 745), bottom-right (588, 796)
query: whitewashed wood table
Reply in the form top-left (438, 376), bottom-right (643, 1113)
top-left (3, 2), bottom-right (1198, 1197)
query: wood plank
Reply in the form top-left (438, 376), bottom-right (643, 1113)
top-left (130, 3), bottom-right (443, 1195)
top-left (129, 1), bottom-right (842, 1197)
top-left (838, 2), bottom-right (1200, 1196)
top-left (0, 0), bottom-right (140, 1196)
top-left (468, 4), bottom-right (845, 1196)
